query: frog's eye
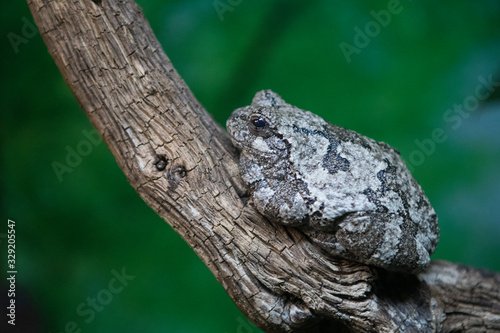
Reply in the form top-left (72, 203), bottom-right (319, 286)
top-left (250, 116), bottom-right (267, 128)
top-left (248, 115), bottom-right (273, 138)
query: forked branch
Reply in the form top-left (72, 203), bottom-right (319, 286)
top-left (28, 0), bottom-right (500, 331)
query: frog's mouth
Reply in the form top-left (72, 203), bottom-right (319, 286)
top-left (225, 126), bottom-right (247, 149)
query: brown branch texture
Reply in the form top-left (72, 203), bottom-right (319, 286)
top-left (28, 0), bottom-right (500, 332)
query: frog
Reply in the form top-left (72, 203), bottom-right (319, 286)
top-left (226, 90), bottom-right (439, 273)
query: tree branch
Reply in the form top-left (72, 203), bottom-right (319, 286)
top-left (28, 0), bottom-right (500, 332)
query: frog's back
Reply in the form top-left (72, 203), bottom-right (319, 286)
top-left (288, 121), bottom-right (435, 231)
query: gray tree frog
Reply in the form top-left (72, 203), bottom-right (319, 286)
top-left (227, 90), bottom-right (439, 273)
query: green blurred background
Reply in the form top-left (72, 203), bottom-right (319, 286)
top-left (1, 0), bottom-right (500, 332)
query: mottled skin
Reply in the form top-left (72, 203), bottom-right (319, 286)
top-left (227, 90), bottom-right (439, 273)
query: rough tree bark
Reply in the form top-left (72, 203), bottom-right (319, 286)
top-left (28, 1), bottom-right (500, 332)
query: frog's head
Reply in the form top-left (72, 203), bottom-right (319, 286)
top-left (226, 90), bottom-right (295, 156)
top-left (227, 90), bottom-right (327, 159)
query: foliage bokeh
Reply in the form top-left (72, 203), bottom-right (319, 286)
top-left (1, 0), bottom-right (499, 332)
